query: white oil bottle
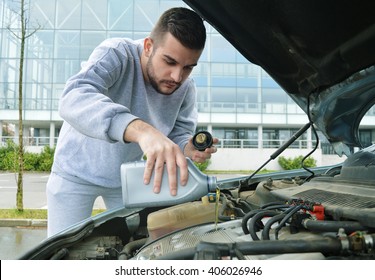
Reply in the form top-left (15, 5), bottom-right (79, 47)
top-left (121, 158), bottom-right (217, 208)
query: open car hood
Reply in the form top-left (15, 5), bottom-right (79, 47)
top-left (184, 0), bottom-right (375, 156)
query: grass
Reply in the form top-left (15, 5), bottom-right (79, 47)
top-left (0, 209), bottom-right (105, 219)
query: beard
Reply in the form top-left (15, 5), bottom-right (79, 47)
top-left (146, 52), bottom-right (181, 95)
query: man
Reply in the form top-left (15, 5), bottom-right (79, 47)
top-left (46, 7), bottom-right (218, 237)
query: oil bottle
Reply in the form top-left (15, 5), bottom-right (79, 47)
top-left (121, 158), bottom-right (217, 208)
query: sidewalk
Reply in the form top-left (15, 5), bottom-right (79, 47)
top-left (0, 218), bottom-right (47, 227)
top-left (0, 219), bottom-right (47, 260)
top-left (0, 198), bottom-right (107, 259)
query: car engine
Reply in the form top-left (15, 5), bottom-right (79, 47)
top-left (33, 146), bottom-right (375, 260)
top-left (53, 146), bottom-right (375, 260)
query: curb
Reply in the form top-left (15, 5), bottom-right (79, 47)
top-left (0, 219), bottom-right (47, 228)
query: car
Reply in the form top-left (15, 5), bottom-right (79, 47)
top-left (19, 0), bottom-right (375, 260)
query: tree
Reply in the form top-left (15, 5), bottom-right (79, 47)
top-left (7, 0), bottom-right (40, 211)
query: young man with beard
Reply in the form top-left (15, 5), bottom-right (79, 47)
top-left (47, 7), bottom-right (218, 236)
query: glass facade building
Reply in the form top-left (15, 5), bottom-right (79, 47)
top-left (1, 0), bottom-right (374, 168)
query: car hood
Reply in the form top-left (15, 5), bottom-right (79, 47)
top-left (184, 0), bottom-right (375, 156)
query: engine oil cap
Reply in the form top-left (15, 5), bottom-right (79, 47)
top-left (192, 131), bottom-right (213, 151)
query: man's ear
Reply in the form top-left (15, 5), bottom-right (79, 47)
top-left (143, 37), bottom-right (153, 57)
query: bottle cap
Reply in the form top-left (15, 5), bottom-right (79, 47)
top-left (192, 131), bottom-right (213, 151)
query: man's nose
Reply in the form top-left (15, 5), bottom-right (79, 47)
top-left (171, 67), bottom-right (183, 83)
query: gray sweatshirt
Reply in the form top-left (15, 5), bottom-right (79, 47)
top-left (52, 38), bottom-right (198, 188)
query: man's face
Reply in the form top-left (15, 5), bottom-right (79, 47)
top-left (144, 33), bottom-right (202, 95)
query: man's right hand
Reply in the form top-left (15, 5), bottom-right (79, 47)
top-left (123, 119), bottom-right (188, 196)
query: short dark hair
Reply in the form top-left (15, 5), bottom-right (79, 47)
top-left (150, 7), bottom-right (206, 50)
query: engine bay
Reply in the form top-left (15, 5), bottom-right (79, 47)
top-left (47, 146), bottom-right (375, 260)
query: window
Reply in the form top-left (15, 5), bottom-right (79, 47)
top-left (213, 127), bottom-right (258, 148)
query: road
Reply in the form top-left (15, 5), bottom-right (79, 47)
top-left (0, 172), bottom-right (105, 209)
top-left (0, 172), bottom-right (49, 209)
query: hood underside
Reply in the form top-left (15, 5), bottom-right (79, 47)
top-left (184, 0), bottom-right (375, 155)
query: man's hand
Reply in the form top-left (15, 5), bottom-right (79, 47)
top-left (184, 136), bottom-right (219, 163)
top-left (124, 119), bottom-right (188, 195)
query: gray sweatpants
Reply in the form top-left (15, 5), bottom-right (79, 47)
top-left (46, 172), bottom-right (123, 237)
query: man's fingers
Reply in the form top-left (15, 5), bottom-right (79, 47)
top-left (143, 157), bottom-right (155, 185)
top-left (140, 135), bottom-right (190, 196)
top-left (166, 160), bottom-right (178, 196)
top-left (178, 158), bottom-right (188, 187)
top-left (152, 159), bottom-right (165, 194)
top-left (145, 156), bottom-right (187, 196)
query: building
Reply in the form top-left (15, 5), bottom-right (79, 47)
top-left (1, 0), bottom-right (374, 171)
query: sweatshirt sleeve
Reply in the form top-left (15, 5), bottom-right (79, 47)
top-left (168, 79), bottom-right (198, 152)
top-left (58, 39), bottom-right (139, 143)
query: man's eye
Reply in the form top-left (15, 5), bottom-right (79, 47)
top-left (165, 60), bottom-right (175, 65)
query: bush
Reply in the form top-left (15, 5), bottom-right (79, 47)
top-left (24, 152), bottom-right (40, 171)
top-left (1, 150), bottom-right (18, 171)
top-left (0, 142), bottom-right (55, 172)
top-left (194, 159), bottom-right (210, 172)
top-left (38, 145), bottom-right (55, 171)
top-left (278, 155), bottom-right (316, 170)
top-left (0, 141), bottom-right (18, 170)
